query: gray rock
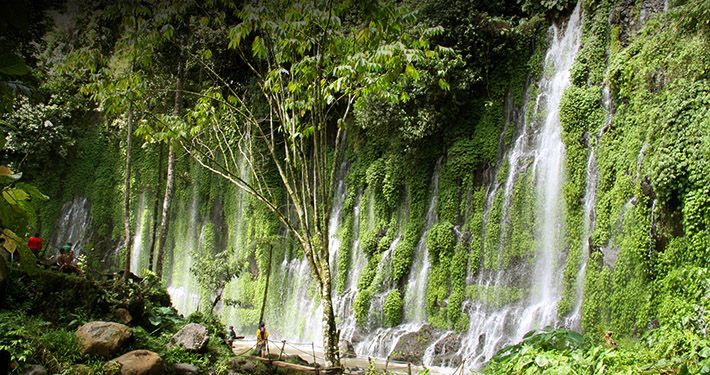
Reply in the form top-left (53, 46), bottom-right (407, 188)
top-left (172, 363), bottom-right (199, 374)
top-left (21, 365), bottom-right (47, 375)
top-left (108, 349), bottom-right (164, 375)
top-left (338, 340), bottom-right (357, 359)
top-left (169, 323), bottom-right (209, 353)
top-left (389, 324), bottom-right (438, 365)
top-left (76, 321), bottom-right (132, 358)
top-left (427, 332), bottom-right (462, 367)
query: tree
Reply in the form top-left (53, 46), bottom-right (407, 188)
top-left (79, 1), bottom-right (158, 282)
top-left (183, 0), bottom-right (454, 365)
top-left (190, 249), bottom-right (241, 314)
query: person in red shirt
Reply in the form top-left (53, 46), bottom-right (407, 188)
top-left (27, 233), bottom-right (43, 257)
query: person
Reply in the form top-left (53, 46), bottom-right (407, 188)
top-left (57, 242), bottom-right (79, 274)
top-left (27, 233), bottom-right (43, 258)
top-left (226, 325), bottom-right (237, 347)
top-left (256, 322), bottom-right (269, 357)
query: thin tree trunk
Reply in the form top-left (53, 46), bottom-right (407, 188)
top-left (156, 59), bottom-right (183, 277)
top-left (210, 287), bottom-right (223, 315)
top-left (319, 258), bottom-right (339, 367)
top-left (148, 143), bottom-right (164, 271)
top-left (258, 245), bottom-right (273, 324)
top-left (122, 105), bottom-right (134, 283)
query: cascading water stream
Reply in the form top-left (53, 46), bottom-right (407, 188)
top-left (167, 179), bottom-right (202, 316)
top-left (455, 3), bottom-right (583, 370)
top-left (328, 160), bottom-right (348, 278)
top-left (50, 196), bottom-right (92, 257)
top-left (336, 193), bottom-right (366, 343)
top-left (356, 158), bottom-right (442, 358)
top-left (566, 82), bottom-right (612, 327)
top-left (405, 158), bottom-right (442, 322)
top-left (130, 192), bottom-right (150, 276)
top-left (565, 148), bottom-right (599, 328)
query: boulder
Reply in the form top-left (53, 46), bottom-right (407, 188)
top-left (109, 350), bottom-right (164, 375)
top-left (389, 325), bottom-right (438, 365)
top-left (172, 363), bottom-right (199, 374)
top-left (338, 340), bottom-right (357, 359)
top-left (76, 321), bottom-right (132, 358)
top-left (21, 365), bottom-right (47, 375)
top-left (114, 308), bottom-right (133, 325)
top-left (169, 323), bottom-right (209, 352)
top-left (427, 332), bottom-right (462, 367)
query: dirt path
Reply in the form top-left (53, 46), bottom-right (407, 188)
top-left (231, 339), bottom-right (459, 374)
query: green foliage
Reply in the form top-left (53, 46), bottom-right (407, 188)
top-left (0, 164), bottom-right (48, 258)
top-left (0, 310), bottom-right (84, 373)
top-left (2, 96), bottom-right (74, 161)
top-left (383, 289), bottom-right (404, 327)
top-left (354, 289), bottom-right (372, 326)
top-left (426, 221), bottom-right (455, 262)
top-left (487, 326), bottom-right (710, 375)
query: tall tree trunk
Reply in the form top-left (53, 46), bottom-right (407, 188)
top-left (258, 245), bottom-right (273, 324)
top-left (122, 105), bottom-right (134, 283)
top-left (319, 257), bottom-right (339, 367)
top-left (156, 59), bottom-right (183, 277)
top-left (148, 143), bottom-right (164, 271)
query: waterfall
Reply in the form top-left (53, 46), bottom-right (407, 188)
top-left (455, 3), bottom-right (583, 369)
top-left (336, 193), bottom-right (366, 343)
top-left (130, 192), bottom-right (151, 276)
top-left (328, 160), bottom-right (348, 277)
top-left (50, 196), bottom-right (91, 257)
top-left (566, 82), bottom-right (611, 327)
top-left (405, 158), bottom-right (442, 322)
top-left (167, 179), bottom-right (202, 316)
top-left (355, 159), bottom-right (442, 358)
top-left (565, 149), bottom-right (599, 328)
top-left (270, 254), bottom-right (323, 343)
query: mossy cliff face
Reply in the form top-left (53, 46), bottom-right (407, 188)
top-left (35, 0), bottom-right (708, 369)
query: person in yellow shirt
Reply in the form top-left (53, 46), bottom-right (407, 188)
top-left (256, 322), bottom-right (269, 357)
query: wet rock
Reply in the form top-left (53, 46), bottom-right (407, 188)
top-left (169, 323), bottom-right (209, 353)
top-left (172, 363), bottom-right (199, 374)
top-left (339, 340), bottom-right (357, 359)
top-left (76, 321), bottom-right (132, 358)
top-left (389, 325), bottom-right (438, 365)
top-left (21, 365), bottom-right (47, 375)
top-left (108, 350), bottom-right (164, 375)
top-left (114, 307), bottom-right (133, 325)
top-left (641, 176), bottom-right (656, 199)
top-left (428, 332), bottom-right (462, 367)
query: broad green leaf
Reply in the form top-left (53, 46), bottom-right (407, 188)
top-left (15, 182), bottom-right (49, 201)
top-left (438, 78), bottom-right (450, 91)
top-left (252, 36), bottom-right (267, 59)
top-left (3, 188), bottom-right (29, 204)
top-left (0, 53), bottom-right (30, 76)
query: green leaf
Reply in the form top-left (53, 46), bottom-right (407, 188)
top-left (438, 78), bottom-right (450, 91)
top-left (3, 188), bottom-right (29, 204)
top-left (404, 64), bottom-right (420, 81)
top-left (15, 182), bottom-right (48, 201)
top-left (252, 36), bottom-right (267, 59)
top-left (0, 53), bottom-right (30, 76)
